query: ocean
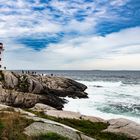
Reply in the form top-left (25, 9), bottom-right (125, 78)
top-left (37, 70), bottom-right (140, 123)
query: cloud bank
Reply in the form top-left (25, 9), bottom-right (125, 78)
top-left (0, 0), bottom-right (139, 69)
top-left (4, 27), bottom-right (140, 70)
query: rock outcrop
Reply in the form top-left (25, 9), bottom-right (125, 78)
top-left (0, 86), bottom-right (65, 109)
top-left (30, 103), bottom-right (106, 122)
top-left (1, 71), bottom-right (140, 140)
top-left (0, 104), bottom-right (95, 140)
top-left (0, 70), bottom-right (88, 109)
top-left (1, 103), bottom-right (140, 140)
top-left (24, 122), bottom-right (95, 140)
top-left (36, 108), bottom-right (105, 123)
top-left (30, 103), bottom-right (140, 140)
top-left (103, 118), bottom-right (140, 140)
top-left (30, 103), bottom-right (57, 112)
top-left (1, 71), bottom-right (18, 88)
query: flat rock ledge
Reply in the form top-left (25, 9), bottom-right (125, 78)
top-left (44, 110), bottom-right (105, 122)
top-left (103, 118), bottom-right (140, 140)
top-left (30, 103), bottom-right (105, 123)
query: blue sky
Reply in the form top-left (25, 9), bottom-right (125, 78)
top-left (0, 0), bottom-right (140, 69)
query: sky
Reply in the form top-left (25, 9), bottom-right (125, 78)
top-left (0, 0), bottom-right (140, 70)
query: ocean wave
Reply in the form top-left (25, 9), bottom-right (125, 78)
top-left (64, 79), bottom-right (140, 124)
top-left (97, 103), bottom-right (140, 117)
top-left (78, 80), bottom-right (123, 88)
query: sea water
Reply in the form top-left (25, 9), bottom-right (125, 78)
top-left (37, 70), bottom-right (140, 123)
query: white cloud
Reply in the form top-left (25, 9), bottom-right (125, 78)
top-left (3, 27), bottom-right (140, 70)
top-left (0, 0), bottom-right (127, 38)
top-left (0, 0), bottom-right (139, 70)
top-left (0, 0), bottom-right (62, 38)
top-left (63, 18), bottom-right (97, 33)
top-left (110, 0), bottom-right (129, 6)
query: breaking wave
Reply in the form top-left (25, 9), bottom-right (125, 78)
top-left (64, 80), bottom-right (140, 124)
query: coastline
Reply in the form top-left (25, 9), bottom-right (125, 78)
top-left (64, 79), bottom-right (140, 124)
top-left (30, 103), bottom-right (140, 140)
top-left (0, 70), bottom-right (140, 139)
top-left (64, 97), bottom-right (140, 124)
top-left (0, 103), bottom-right (140, 140)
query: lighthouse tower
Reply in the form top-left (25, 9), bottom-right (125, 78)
top-left (0, 43), bottom-right (4, 69)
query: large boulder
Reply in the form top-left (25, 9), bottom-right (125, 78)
top-left (26, 75), bottom-right (47, 93)
top-left (30, 103), bottom-right (56, 112)
top-left (24, 122), bottom-right (94, 140)
top-left (39, 75), bottom-right (87, 91)
top-left (37, 75), bottom-right (88, 98)
top-left (1, 71), bottom-right (18, 88)
top-left (103, 118), bottom-right (140, 140)
top-left (0, 85), bottom-right (65, 109)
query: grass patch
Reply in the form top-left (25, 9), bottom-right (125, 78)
top-left (0, 110), bottom-right (70, 140)
top-left (0, 111), bottom-right (33, 140)
top-left (29, 111), bottom-right (133, 140)
top-left (18, 75), bottom-right (29, 92)
top-left (0, 109), bottom-right (133, 140)
top-left (0, 122), bottom-right (4, 136)
top-left (33, 132), bottom-right (70, 140)
top-left (98, 132), bottom-right (132, 140)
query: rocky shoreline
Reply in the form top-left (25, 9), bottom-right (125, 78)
top-left (0, 70), bottom-right (88, 109)
top-left (0, 70), bottom-right (140, 140)
top-left (0, 103), bottom-right (140, 140)
top-left (30, 103), bottom-right (140, 140)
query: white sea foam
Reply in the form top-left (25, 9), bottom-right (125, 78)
top-left (64, 80), bottom-right (140, 124)
top-left (78, 80), bottom-right (123, 87)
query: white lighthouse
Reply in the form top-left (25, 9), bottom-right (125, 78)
top-left (0, 43), bottom-right (4, 69)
